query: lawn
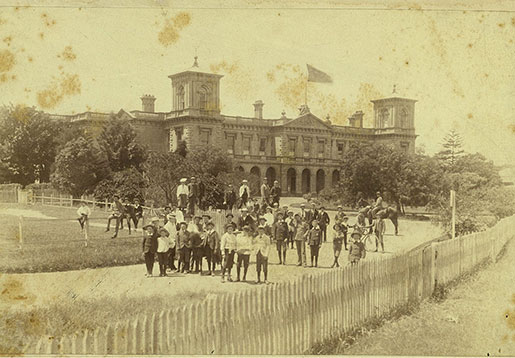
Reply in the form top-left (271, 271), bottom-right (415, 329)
top-left (0, 203), bottom-right (144, 273)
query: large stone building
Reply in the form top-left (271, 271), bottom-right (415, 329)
top-left (52, 58), bottom-right (417, 195)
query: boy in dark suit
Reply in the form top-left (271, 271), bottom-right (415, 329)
top-left (273, 212), bottom-right (289, 265)
top-left (142, 220), bottom-right (158, 277)
top-left (318, 207), bottom-right (330, 242)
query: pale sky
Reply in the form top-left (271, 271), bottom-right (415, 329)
top-left (1, 1), bottom-right (514, 165)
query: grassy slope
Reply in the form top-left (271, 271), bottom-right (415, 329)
top-left (0, 203), bottom-right (144, 273)
top-left (334, 239), bottom-right (515, 356)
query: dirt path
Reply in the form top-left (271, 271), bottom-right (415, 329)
top-left (342, 239), bottom-right (515, 356)
top-left (0, 216), bottom-right (438, 312)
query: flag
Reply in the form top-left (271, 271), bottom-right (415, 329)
top-left (307, 64), bottom-right (332, 83)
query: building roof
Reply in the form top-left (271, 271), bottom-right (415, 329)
top-left (168, 56), bottom-right (223, 79)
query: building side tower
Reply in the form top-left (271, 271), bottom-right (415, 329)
top-left (168, 56), bottom-right (223, 116)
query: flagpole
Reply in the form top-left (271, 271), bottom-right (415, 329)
top-left (305, 78), bottom-right (308, 106)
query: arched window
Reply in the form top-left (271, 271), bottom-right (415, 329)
top-left (177, 86), bottom-right (185, 110)
top-left (379, 108), bottom-right (389, 128)
top-left (198, 85), bottom-right (210, 110)
top-left (400, 108), bottom-right (409, 128)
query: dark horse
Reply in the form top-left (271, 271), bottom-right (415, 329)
top-left (356, 200), bottom-right (399, 236)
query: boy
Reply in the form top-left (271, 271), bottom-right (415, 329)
top-left (106, 195), bottom-right (124, 238)
top-left (334, 205), bottom-right (347, 226)
top-left (348, 229), bottom-right (366, 264)
top-left (76, 201), bottom-right (91, 232)
top-left (294, 218), bottom-right (309, 267)
top-left (308, 219), bottom-right (322, 267)
top-left (285, 210), bottom-right (296, 249)
top-left (235, 225), bottom-right (253, 282)
top-left (341, 216), bottom-right (349, 250)
top-left (176, 221), bottom-right (192, 273)
top-left (254, 225), bottom-right (271, 284)
top-left (272, 212), bottom-right (289, 265)
top-left (257, 216), bottom-right (272, 237)
top-left (374, 209), bottom-right (386, 253)
top-left (331, 224), bottom-right (344, 268)
top-left (176, 178), bottom-right (189, 212)
top-left (220, 222), bottom-right (237, 282)
top-left (225, 212), bottom-right (237, 232)
top-left (318, 207), bottom-right (330, 242)
top-left (157, 228), bottom-right (171, 277)
top-left (142, 224), bottom-right (158, 277)
top-left (164, 213), bottom-right (177, 271)
top-left (133, 199), bottom-right (144, 229)
top-left (189, 216), bottom-right (204, 274)
top-left (204, 221), bottom-right (220, 276)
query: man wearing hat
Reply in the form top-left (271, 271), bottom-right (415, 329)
top-left (285, 210), bottom-right (296, 249)
top-left (348, 229), bottom-right (366, 264)
top-left (334, 205), bottom-right (347, 226)
top-left (299, 203), bottom-right (312, 225)
top-left (220, 222), bottom-right (237, 282)
top-left (188, 176), bottom-right (199, 215)
top-left (142, 223), bottom-right (158, 277)
top-left (260, 177), bottom-right (271, 207)
top-left (238, 179), bottom-right (250, 208)
top-left (273, 211), bottom-right (289, 265)
top-left (106, 194), bottom-right (125, 238)
top-left (374, 191), bottom-right (384, 210)
top-left (270, 180), bottom-right (281, 207)
top-left (235, 225), bottom-right (253, 281)
top-left (254, 225), bottom-right (272, 284)
top-left (164, 213), bottom-right (178, 271)
top-left (294, 215), bottom-right (309, 266)
top-left (223, 184), bottom-right (237, 211)
top-left (132, 198), bottom-right (144, 230)
top-left (176, 178), bottom-right (189, 212)
top-left (76, 200), bottom-right (91, 232)
top-left (263, 206), bottom-right (275, 227)
top-left (224, 212), bottom-right (237, 232)
top-left (257, 216), bottom-right (272, 237)
top-left (307, 219), bottom-right (323, 267)
top-left (318, 206), bottom-right (330, 242)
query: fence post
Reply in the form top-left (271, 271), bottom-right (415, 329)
top-left (18, 215), bottom-right (23, 250)
top-left (70, 195), bottom-right (73, 207)
top-left (84, 218), bottom-right (89, 247)
top-left (105, 199), bottom-right (108, 212)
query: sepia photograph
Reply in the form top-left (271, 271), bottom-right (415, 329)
top-left (0, 0), bottom-right (514, 355)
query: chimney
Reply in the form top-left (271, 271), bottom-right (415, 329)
top-left (140, 94), bottom-right (156, 112)
top-left (348, 110), bottom-right (364, 128)
top-left (253, 100), bottom-right (264, 119)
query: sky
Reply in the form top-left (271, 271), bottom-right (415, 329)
top-left (0, 1), bottom-right (514, 165)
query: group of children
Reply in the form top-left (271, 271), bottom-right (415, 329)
top-left (139, 200), bottom-right (371, 281)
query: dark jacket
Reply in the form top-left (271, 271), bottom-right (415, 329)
top-left (177, 230), bottom-right (192, 249)
top-left (238, 215), bottom-right (256, 233)
top-left (318, 211), bottom-right (330, 227)
top-left (308, 226), bottom-right (322, 246)
top-left (224, 189), bottom-right (236, 205)
top-left (142, 226), bottom-right (158, 253)
top-left (348, 241), bottom-right (366, 261)
top-left (273, 220), bottom-right (289, 241)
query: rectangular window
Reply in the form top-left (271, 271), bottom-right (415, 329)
top-left (303, 138), bottom-right (311, 155)
top-left (200, 129), bottom-right (210, 146)
top-left (400, 141), bottom-right (409, 153)
top-left (226, 134), bottom-right (235, 154)
top-left (337, 142), bottom-right (344, 156)
top-left (259, 138), bottom-right (266, 153)
top-left (289, 138), bottom-right (297, 156)
top-left (176, 128), bottom-right (183, 142)
top-left (318, 140), bottom-right (325, 156)
top-left (243, 136), bottom-right (251, 154)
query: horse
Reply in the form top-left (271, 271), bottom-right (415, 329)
top-left (372, 206), bottom-right (399, 235)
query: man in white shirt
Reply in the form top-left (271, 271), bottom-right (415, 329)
top-left (235, 225), bottom-right (253, 282)
top-left (176, 178), bottom-right (189, 211)
top-left (260, 177), bottom-right (270, 206)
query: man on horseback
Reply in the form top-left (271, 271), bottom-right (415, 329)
top-left (374, 191), bottom-right (384, 210)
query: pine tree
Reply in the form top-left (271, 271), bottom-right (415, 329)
top-left (437, 129), bottom-right (465, 170)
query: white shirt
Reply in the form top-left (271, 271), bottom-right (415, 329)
top-left (263, 212), bottom-right (275, 227)
top-left (77, 206), bottom-right (91, 217)
top-left (221, 232), bottom-right (237, 251)
top-left (235, 233), bottom-right (253, 255)
top-left (239, 184), bottom-right (250, 198)
top-left (173, 209), bottom-right (184, 223)
top-left (163, 221), bottom-right (177, 248)
top-left (254, 233), bottom-right (271, 257)
top-left (176, 184), bottom-right (189, 199)
top-left (187, 222), bottom-right (201, 234)
top-left (157, 236), bottom-right (170, 253)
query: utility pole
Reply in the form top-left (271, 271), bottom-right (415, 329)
top-left (450, 190), bottom-right (456, 239)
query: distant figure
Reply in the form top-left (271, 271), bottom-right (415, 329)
top-left (77, 201), bottom-right (91, 232)
top-left (132, 199), bottom-right (144, 229)
top-left (348, 229), bottom-right (366, 265)
top-left (255, 225), bottom-right (272, 284)
top-left (270, 180), bottom-right (281, 206)
top-left (176, 178), bottom-right (189, 212)
top-left (223, 184), bottom-right (237, 211)
top-left (375, 191), bottom-right (384, 210)
top-left (106, 195), bottom-right (125, 239)
top-left (188, 176), bottom-right (198, 215)
top-left (260, 177), bottom-right (271, 206)
top-left (239, 179), bottom-right (250, 208)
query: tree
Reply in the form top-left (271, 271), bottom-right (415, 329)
top-left (51, 137), bottom-right (110, 197)
top-left (436, 129), bottom-right (465, 171)
top-left (143, 151), bottom-right (191, 205)
top-left (0, 105), bottom-right (61, 185)
top-left (93, 168), bottom-right (147, 202)
top-left (97, 116), bottom-right (147, 172)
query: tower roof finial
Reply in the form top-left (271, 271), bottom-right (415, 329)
top-left (392, 84), bottom-right (397, 94)
top-left (193, 56), bottom-right (199, 68)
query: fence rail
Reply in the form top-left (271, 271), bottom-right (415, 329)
top-left (20, 215), bottom-right (515, 355)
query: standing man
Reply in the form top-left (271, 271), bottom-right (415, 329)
top-left (375, 191), bottom-right (384, 210)
top-left (334, 205), bottom-right (347, 226)
top-left (239, 179), bottom-right (250, 208)
top-left (188, 176), bottom-right (198, 215)
top-left (260, 177), bottom-right (271, 207)
top-left (223, 184), bottom-right (237, 212)
top-left (220, 222), bottom-right (237, 282)
top-left (294, 217), bottom-right (309, 267)
top-left (237, 207), bottom-right (256, 234)
top-left (318, 206), bottom-right (330, 243)
top-left (176, 221), bottom-right (192, 273)
top-left (133, 199), bottom-right (144, 230)
top-left (106, 195), bottom-right (125, 239)
top-left (77, 201), bottom-right (91, 232)
top-left (254, 225), bottom-right (271, 284)
top-left (270, 180), bottom-right (281, 207)
top-left (176, 178), bottom-right (189, 213)
top-left (299, 203), bottom-right (312, 225)
top-left (235, 225), bottom-right (253, 282)
top-left (198, 179), bottom-right (206, 211)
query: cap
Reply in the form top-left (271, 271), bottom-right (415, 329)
top-left (320, 206), bottom-right (325, 210)
top-left (300, 203), bottom-right (305, 207)
top-left (257, 225), bottom-right (266, 230)
top-left (274, 180), bottom-right (279, 184)
top-left (258, 216), bottom-right (267, 221)
top-left (276, 211), bottom-right (284, 217)
top-left (311, 219), bottom-right (318, 225)
top-left (179, 221), bottom-right (187, 226)
top-left (159, 228), bottom-right (169, 235)
top-left (191, 176), bottom-right (196, 179)
top-left (226, 213), bottom-right (234, 218)
top-left (142, 224), bottom-right (154, 230)
top-left (242, 179), bottom-right (248, 183)
top-left (351, 229), bottom-right (362, 238)
top-left (242, 225), bottom-right (251, 231)
top-left (225, 222), bottom-right (236, 229)
top-left (166, 213), bottom-right (176, 220)
top-left (337, 205), bottom-right (343, 209)
top-left (151, 216), bottom-right (160, 222)
top-left (333, 223), bottom-right (341, 231)
top-left (194, 215), bottom-right (202, 219)
top-left (180, 178), bottom-right (187, 183)
top-left (241, 207), bottom-right (248, 212)
top-left (273, 202), bottom-right (279, 207)
top-left (287, 210), bottom-right (293, 214)
top-left (206, 221), bottom-right (215, 227)
top-left (202, 214), bottom-right (211, 218)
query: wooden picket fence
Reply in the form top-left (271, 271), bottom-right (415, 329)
top-left (21, 215), bottom-right (515, 355)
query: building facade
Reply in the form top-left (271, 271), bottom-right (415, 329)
top-left (52, 58), bottom-right (417, 195)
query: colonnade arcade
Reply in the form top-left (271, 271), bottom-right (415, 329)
top-left (235, 165), bottom-right (340, 195)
